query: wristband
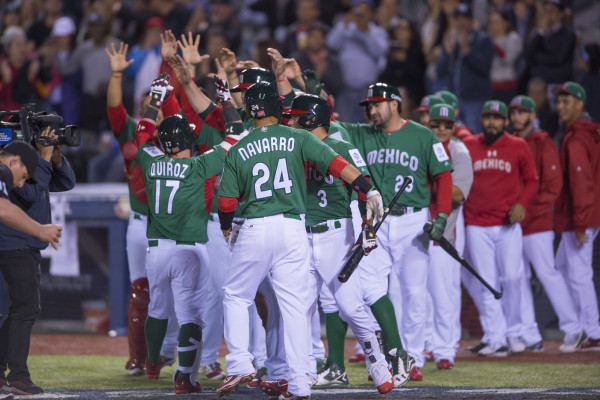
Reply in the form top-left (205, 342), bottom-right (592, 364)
top-left (351, 174), bottom-right (373, 195)
top-left (143, 105), bottom-right (159, 121)
top-left (277, 78), bottom-right (287, 82)
top-left (111, 73), bottom-right (122, 78)
top-left (218, 209), bottom-right (235, 231)
top-left (222, 102), bottom-right (241, 124)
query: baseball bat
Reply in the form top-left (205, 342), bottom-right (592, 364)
top-left (337, 177), bottom-right (412, 283)
top-left (423, 222), bottom-right (503, 299)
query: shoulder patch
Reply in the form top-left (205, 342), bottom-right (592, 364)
top-left (432, 142), bottom-right (449, 162)
top-left (348, 148), bottom-right (367, 167)
top-left (143, 145), bottom-right (164, 158)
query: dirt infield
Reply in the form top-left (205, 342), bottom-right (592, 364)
top-left (30, 334), bottom-right (599, 364)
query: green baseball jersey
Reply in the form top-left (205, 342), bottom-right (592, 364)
top-left (305, 125), bottom-right (369, 226)
top-left (136, 143), bottom-right (226, 243)
top-left (340, 120), bottom-right (453, 208)
top-left (219, 123), bottom-right (340, 218)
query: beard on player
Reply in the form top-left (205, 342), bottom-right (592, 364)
top-left (481, 114), bottom-right (506, 144)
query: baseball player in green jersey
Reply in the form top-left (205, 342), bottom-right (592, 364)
top-left (134, 73), bottom-right (241, 394)
top-left (216, 82), bottom-right (384, 399)
top-left (340, 83), bottom-right (454, 381)
top-left (287, 94), bottom-right (395, 394)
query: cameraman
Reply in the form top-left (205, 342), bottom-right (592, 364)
top-left (0, 128), bottom-right (75, 396)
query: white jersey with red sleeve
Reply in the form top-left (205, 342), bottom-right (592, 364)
top-left (463, 133), bottom-right (538, 227)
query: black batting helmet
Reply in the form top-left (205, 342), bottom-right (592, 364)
top-left (244, 82), bottom-right (282, 120)
top-left (359, 83), bottom-right (402, 107)
top-left (231, 68), bottom-right (276, 92)
top-left (285, 94), bottom-right (331, 131)
top-left (157, 114), bottom-right (195, 155)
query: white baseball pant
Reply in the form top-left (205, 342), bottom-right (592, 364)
top-left (465, 224), bottom-right (524, 346)
top-left (556, 227), bottom-right (600, 339)
top-left (223, 214), bottom-right (312, 396)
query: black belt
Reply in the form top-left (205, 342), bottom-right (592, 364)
top-left (306, 220), bottom-right (342, 234)
top-left (389, 207), bottom-right (422, 216)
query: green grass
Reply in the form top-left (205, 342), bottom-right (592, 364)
top-left (28, 355), bottom-right (600, 390)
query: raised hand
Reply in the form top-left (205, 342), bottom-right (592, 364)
top-left (149, 73), bottom-right (173, 109)
top-left (267, 47), bottom-right (285, 78)
top-left (168, 54), bottom-right (192, 85)
top-left (105, 42), bottom-right (134, 73)
top-left (160, 30), bottom-right (178, 61)
top-left (213, 74), bottom-right (231, 103)
top-left (178, 32), bottom-right (209, 66)
top-left (219, 48), bottom-right (238, 75)
top-left (235, 60), bottom-right (260, 70)
top-left (284, 58), bottom-right (302, 81)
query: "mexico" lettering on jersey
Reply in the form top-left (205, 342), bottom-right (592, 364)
top-left (366, 148), bottom-right (419, 171)
top-left (306, 166), bottom-right (334, 184)
top-left (473, 158), bottom-right (512, 173)
top-left (150, 161), bottom-right (189, 178)
top-left (238, 137), bottom-right (295, 161)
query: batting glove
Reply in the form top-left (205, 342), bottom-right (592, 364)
top-left (366, 189), bottom-right (384, 222)
top-left (214, 75), bottom-right (231, 103)
top-left (361, 223), bottom-right (378, 256)
top-left (149, 73), bottom-right (173, 109)
top-left (427, 212), bottom-right (448, 241)
top-left (224, 223), bottom-right (242, 248)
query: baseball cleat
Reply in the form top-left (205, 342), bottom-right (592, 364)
top-left (525, 341), bottom-right (543, 352)
top-left (277, 391), bottom-right (310, 399)
top-left (436, 359), bottom-right (454, 370)
top-left (247, 366), bottom-right (267, 388)
top-left (260, 379), bottom-right (288, 397)
top-left (466, 342), bottom-right (487, 354)
top-left (409, 366), bottom-right (423, 381)
top-left (315, 362), bottom-right (348, 386)
top-left (477, 343), bottom-right (508, 357)
top-left (370, 362), bottom-right (393, 394)
top-left (349, 352), bottom-right (366, 363)
top-left (424, 350), bottom-right (434, 361)
top-left (2, 378), bottom-right (43, 395)
top-left (145, 361), bottom-right (161, 380)
top-left (216, 372), bottom-right (255, 397)
top-left (174, 375), bottom-right (202, 394)
top-left (559, 331), bottom-right (586, 353)
top-left (508, 337), bottom-right (526, 354)
top-left (579, 337), bottom-right (600, 351)
top-left (203, 362), bottom-right (226, 380)
top-left (388, 348), bottom-right (414, 387)
top-left (126, 358), bottom-right (145, 376)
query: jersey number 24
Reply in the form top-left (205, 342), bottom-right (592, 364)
top-left (253, 158), bottom-right (293, 199)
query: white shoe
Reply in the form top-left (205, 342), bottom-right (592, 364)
top-left (478, 343), bottom-right (508, 357)
top-left (559, 331), bottom-right (586, 353)
top-left (508, 337), bottom-right (526, 354)
top-left (369, 362), bottom-right (393, 394)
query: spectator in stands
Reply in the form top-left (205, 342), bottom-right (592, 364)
top-left (0, 27), bottom-right (51, 113)
top-left (488, 10), bottom-right (522, 104)
top-left (524, 0), bottom-right (575, 85)
top-left (19, 0), bottom-right (39, 32)
top-left (208, 0), bottom-right (241, 55)
top-left (52, 13), bottom-right (118, 133)
top-left (2, 2), bottom-right (21, 33)
top-left (375, 0), bottom-right (401, 31)
top-left (150, 0), bottom-right (191, 39)
top-left (578, 43), bottom-right (600, 123)
top-left (294, 23), bottom-right (344, 97)
top-left (508, 0), bottom-right (536, 42)
top-left (112, 1), bottom-right (154, 46)
top-left (280, 0), bottom-right (323, 57)
top-left (327, 0), bottom-right (389, 122)
top-left (421, 0), bottom-right (455, 93)
top-left (379, 16), bottom-right (425, 105)
top-left (26, 0), bottom-right (63, 49)
top-left (436, 2), bottom-right (494, 133)
top-left (527, 77), bottom-right (559, 141)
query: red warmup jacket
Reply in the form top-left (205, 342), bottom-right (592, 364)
top-left (554, 118), bottom-right (600, 233)
top-left (453, 124), bottom-right (473, 141)
top-left (520, 131), bottom-right (562, 236)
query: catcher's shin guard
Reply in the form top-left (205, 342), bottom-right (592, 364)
top-left (126, 278), bottom-right (150, 371)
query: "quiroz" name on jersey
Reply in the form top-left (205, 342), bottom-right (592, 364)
top-left (150, 161), bottom-right (189, 178)
top-left (239, 137), bottom-right (295, 161)
top-left (366, 149), bottom-right (419, 171)
top-left (473, 158), bottom-right (512, 173)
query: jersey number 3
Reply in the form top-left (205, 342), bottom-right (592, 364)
top-left (253, 158), bottom-right (293, 199)
top-left (155, 179), bottom-right (180, 215)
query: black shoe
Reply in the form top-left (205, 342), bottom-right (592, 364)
top-left (4, 378), bottom-right (44, 395)
top-left (466, 342), bottom-right (487, 354)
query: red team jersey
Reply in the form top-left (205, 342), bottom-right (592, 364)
top-left (463, 132), bottom-right (538, 227)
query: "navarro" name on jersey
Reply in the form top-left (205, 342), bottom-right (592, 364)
top-left (150, 161), bottom-right (189, 178)
top-left (366, 148), bottom-right (419, 171)
top-left (238, 137), bottom-right (295, 161)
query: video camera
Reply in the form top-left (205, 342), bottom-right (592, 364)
top-left (0, 103), bottom-right (80, 147)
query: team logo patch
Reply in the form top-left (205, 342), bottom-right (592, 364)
top-left (433, 142), bottom-right (449, 162)
top-left (348, 149), bottom-right (367, 167)
top-left (143, 145), bottom-right (164, 157)
top-left (261, 127), bottom-right (268, 132)
top-left (490, 102), bottom-right (500, 111)
top-left (439, 106), bottom-right (449, 117)
top-left (257, 110), bottom-right (265, 117)
top-left (0, 128), bottom-right (12, 144)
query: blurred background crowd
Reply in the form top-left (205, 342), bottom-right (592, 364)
top-left (0, 0), bottom-right (598, 183)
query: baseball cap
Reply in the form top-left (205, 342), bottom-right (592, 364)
top-left (509, 95), bottom-right (536, 113)
top-left (144, 16), bottom-right (166, 31)
top-left (429, 104), bottom-right (456, 122)
top-left (455, 3), bottom-right (472, 18)
top-left (359, 83), bottom-right (402, 105)
top-left (556, 81), bottom-right (586, 103)
top-left (435, 91), bottom-right (459, 109)
top-left (1, 141), bottom-right (39, 184)
top-left (52, 16), bottom-right (76, 37)
top-left (1, 26), bottom-right (25, 47)
top-left (416, 95), bottom-right (444, 112)
top-left (481, 100), bottom-right (508, 118)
